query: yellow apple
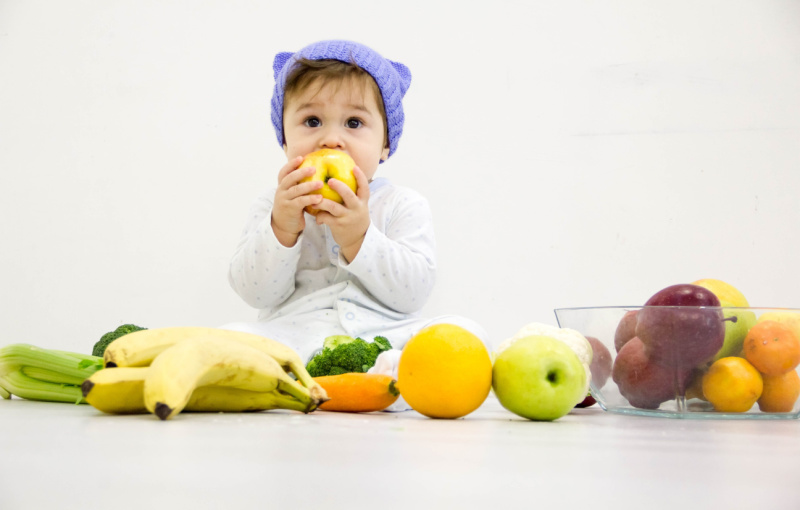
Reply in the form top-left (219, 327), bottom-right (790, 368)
top-left (692, 278), bottom-right (750, 307)
top-left (298, 149), bottom-right (357, 215)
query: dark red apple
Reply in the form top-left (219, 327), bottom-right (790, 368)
top-left (574, 336), bottom-right (614, 408)
top-left (614, 310), bottom-right (639, 353)
top-left (635, 284), bottom-right (725, 369)
top-left (612, 337), bottom-right (693, 409)
top-left (586, 336), bottom-right (612, 389)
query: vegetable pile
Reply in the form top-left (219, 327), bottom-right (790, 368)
top-left (306, 335), bottom-right (392, 376)
top-left (1, 324), bottom-right (145, 403)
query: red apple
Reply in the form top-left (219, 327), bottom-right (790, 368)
top-left (612, 337), bottom-right (693, 409)
top-left (614, 310), bottom-right (638, 353)
top-left (636, 284), bottom-right (724, 369)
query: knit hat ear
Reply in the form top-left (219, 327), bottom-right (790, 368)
top-left (270, 40), bottom-right (412, 160)
top-left (273, 52), bottom-right (294, 80)
top-left (389, 60), bottom-right (412, 95)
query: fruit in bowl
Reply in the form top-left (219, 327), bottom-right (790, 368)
top-left (576, 336), bottom-right (612, 408)
top-left (554, 279), bottom-right (800, 418)
top-left (693, 278), bottom-right (757, 361)
top-left (613, 337), bottom-right (694, 409)
top-left (635, 284), bottom-right (725, 369)
top-left (298, 149), bottom-right (357, 216)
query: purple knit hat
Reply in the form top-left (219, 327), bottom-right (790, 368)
top-left (271, 40), bottom-right (412, 159)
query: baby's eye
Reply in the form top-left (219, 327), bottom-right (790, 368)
top-left (304, 117), bottom-right (321, 128)
top-left (346, 118), bottom-right (362, 129)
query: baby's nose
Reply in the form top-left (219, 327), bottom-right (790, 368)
top-left (319, 128), bottom-right (345, 149)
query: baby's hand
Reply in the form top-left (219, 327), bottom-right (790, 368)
top-left (271, 156), bottom-right (324, 247)
top-left (314, 167), bottom-right (371, 262)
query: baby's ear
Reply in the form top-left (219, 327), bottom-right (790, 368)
top-left (380, 145), bottom-right (390, 161)
top-left (273, 52), bottom-right (294, 79)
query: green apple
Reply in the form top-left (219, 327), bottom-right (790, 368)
top-left (691, 280), bottom-right (756, 361)
top-left (713, 299), bottom-right (757, 361)
top-left (298, 148), bottom-right (357, 215)
top-left (492, 335), bottom-right (587, 421)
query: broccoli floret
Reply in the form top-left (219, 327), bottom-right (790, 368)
top-left (373, 336), bottom-right (391, 352)
top-left (323, 335), bottom-right (356, 350)
top-left (92, 324), bottom-right (147, 357)
top-left (305, 335), bottom-right (393, 377)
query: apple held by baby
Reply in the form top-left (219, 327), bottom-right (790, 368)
top-left (298, 149), bottom-right (358, 216)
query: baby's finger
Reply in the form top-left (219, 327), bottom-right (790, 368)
top-left (299, 193), bottom-right (324, 210)
top-left (277, 156), bottom-right (305, 184)
top-left (353, 167), bottom-right (371, 201)
top-left (287, 178), bottom-right (323, 199)
top-left (314, 197), bottom-right (346, 218)
top-left (325, 177), bottom-right (357, 203)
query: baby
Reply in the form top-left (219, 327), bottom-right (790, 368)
top-left (222, 40), bottom-right (487, 375)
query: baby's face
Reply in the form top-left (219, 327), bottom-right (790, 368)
top-left (283, 77), bottom-right (389, 181)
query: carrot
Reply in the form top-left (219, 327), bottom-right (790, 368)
top-left (314, 373), bottom-right (400, 412)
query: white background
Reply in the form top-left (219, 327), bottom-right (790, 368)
top-left (1, 0), bottom-right (798, 353)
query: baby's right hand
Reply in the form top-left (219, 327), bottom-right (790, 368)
top-left (271, 156), bottom-right (323, 247)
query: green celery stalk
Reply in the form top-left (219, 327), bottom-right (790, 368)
top-left (1, 370), bottom-right (86, 404)
top-left (0, 343), bottom-right (103, 404)
top-left (21, 366), bottom-right (87, 386)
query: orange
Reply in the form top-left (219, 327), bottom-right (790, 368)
top-left (397, 324), bottom-right (492, 419)
top-left (702, 357), bottom-right (763, 412)
top-left (743, 320), bottom-right (800, 376)
top-left (756, 311), bottom-right (800, 341)
top-left (758, 370), bottom-right (800, 413)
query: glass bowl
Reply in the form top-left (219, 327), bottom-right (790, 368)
top-left (554, 306), bottom-right (800, 419)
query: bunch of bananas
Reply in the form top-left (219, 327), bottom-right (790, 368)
top-left (82, 327), bottom-right (328, 420)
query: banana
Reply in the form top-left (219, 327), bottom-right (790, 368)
top-left (82, 367), bottom-right (149, 414)
top-left (143, 337), bottom-right (314, 420)
top-left (103, 327), bottom-right (328, 404)
top-left (83, 366), bottom-right (316, 415)
top-left (186, 386), bottom-right (312, 413)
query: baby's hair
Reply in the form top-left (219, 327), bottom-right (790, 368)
top-left (284, 58), bottom-right (388, 145)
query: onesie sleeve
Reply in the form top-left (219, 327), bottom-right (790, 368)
top-left (341, 188), bottom-right (436, 314)
top-left (228, 190), bottom-right (301, 309)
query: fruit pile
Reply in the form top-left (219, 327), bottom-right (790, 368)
top-left (611, 279), bottom-right (800, 413)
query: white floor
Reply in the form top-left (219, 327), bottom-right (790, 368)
top-left (1, 396), bottom-right (799, 509)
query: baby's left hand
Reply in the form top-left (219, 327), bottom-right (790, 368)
top-left (314, 166), bottom-right (371, 263)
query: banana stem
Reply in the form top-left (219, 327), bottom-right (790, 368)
top-left (276, 377), bottom-right (315, 407)
top-left (287, 361), bottom-right (329, 404)
top-left (271, 391), bottom-right (317, 413)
